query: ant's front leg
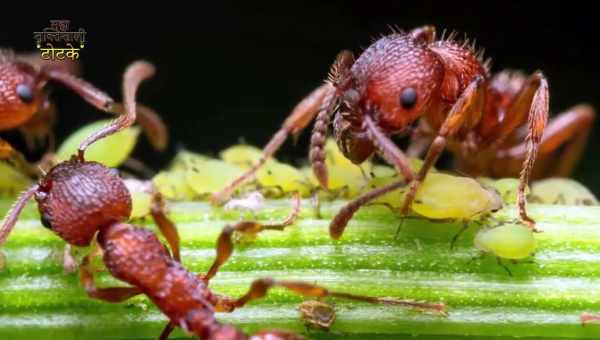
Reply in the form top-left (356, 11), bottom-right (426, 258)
top-left (493, 71), bottom-right (550, 229)
top-left (79, 241), bottom-right (142, 302)
top-left (400, 76), bottom-right (486, 216)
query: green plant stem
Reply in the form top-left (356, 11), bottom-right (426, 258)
top-left (1, 200), bottom-right (600, 339)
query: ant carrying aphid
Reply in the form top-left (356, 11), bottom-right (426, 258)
top-left (0, 61), bottom-right (445, 339)
top-left (0, 49), bottom-right (168, 176)
top-left (211, 25), bottom-right (595, 240)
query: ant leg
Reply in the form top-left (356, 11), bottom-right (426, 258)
top-left (0, 138), bottom-right (39, 177)
top-left (493, 71), bottom-right (549, 229)
top-left (400, 76), bottom-right (486, 217)
top-left (0, 184), bottom-right (38, 246)
top-left (63, 244), bottom-right (77, 274)
top-left (216, 278), bottom-right (445, 314)
top-left (18, 98), bottom-right (57, 151)
top-left (79, 247), bottom-right (142, 302)
top-left (109, 102), bottom-right (168, 152)
top-left (78, 61), bottom-right (156, 159)
top-left (328, 114), bottom-right (417, 240)
top-left (150, 191), bottom-right (181, 262)
top-left (158, 322), bottom-right (175, 340)
top-left (203, 193), bottom-right (301, 282)
top-left (498, 104), bottom-right (595, 177)
top-left (211, 83), bottom-right (336, 204)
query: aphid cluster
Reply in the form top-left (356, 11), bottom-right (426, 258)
top-left (1, 25), bottom-right (598, 337)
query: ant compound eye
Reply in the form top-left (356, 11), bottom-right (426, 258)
top-left (16, 84), bottom-right (34, 104)
top-left (399, 87), bottom-right (417, 109)
top-left (40, 212), bottom-right (53, 229)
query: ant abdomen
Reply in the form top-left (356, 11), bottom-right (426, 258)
top-left (35, 160), bottom-right (131, 246)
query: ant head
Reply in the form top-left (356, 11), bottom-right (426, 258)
top-left (0, 60), bottom-right (46, 130)
top-left (350, 33), bottom-right (444, 132)
top-left (33, 159), bottom-right (131, 246)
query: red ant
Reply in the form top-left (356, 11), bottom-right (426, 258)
top-left (0, 61), bottom-right (445, 339)
top-left (0, 49), bottom-right (168, 176)
top-left (211, 25), bottom-right (595, 239)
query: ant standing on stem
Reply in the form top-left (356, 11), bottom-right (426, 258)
top-left (0, 61), bottom-right (445, 339)
top-left (211, 25), bottom-right (595, 239)
top-left (0, 49), bottom-right (168, 176)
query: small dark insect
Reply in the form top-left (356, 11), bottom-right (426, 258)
top-left (210, 25), bottom-right (595, 240)
top-left (0, 49), bottom-right (168, 176)
top-left (0, 61), bottom-right (445, 340)
top-left (298, 300), bottom-right (336, 331)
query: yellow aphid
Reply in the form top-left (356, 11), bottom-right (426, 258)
top-left (478, 177), bottom-right (523, 205)
top-left (185, 159), bottom-right (244, 195)
top-left (57, 119), bottom-right (140, 167)
top-left (474, 224), bottom-right (536, 260)
top-left (412, 173), bottom-right (502, 219)
top-left (530, 178), bottom-right (598, 205)
top-left (0, 162), bottom-right (33, 195)
top-left (368, 173), bottom-right (502, 220)
top-left (220, 144), bottom-right (266, 169)
top-left (152, 170), bottom-right (196, 200)
top-left (123, 179), bottom-right (153, 218)
top-left (256, 161), bottom-right (311, 196)
top-left (168, 150), bottom-right (210, 172)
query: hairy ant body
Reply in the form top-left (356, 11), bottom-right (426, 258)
top-left (211, 26), bottom-right (595, 239)
top-left (0, 49), bottom-right (167, 176)
top-left (0, 61), bottom-right (444, 339)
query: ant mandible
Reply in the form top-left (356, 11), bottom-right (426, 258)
top-left (211, 25), bottom-right (595, 239)
top-left (0, 49), bottom-right (168, 176)
top-left (0, 61), bottom-right (445, 339)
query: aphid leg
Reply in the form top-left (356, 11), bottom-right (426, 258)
top-left (328, 115), bottom-right (416, 239)
top-left (0, 184), bottom-right (38, 246)
top-left (158, 322), bottom-right (175, 340)
top-left (109, 102), bottom-right (169, 152)
top-left (211, 83), bottom-right (336, 204)
top-left (79, 246), bottom-right (142, 302)
top-left (203, 192), bottom-right (301, 282)
top-left (496, 257), bottom-right (513, 277)
top-left (78, 61), bottom-right (156, 159)
top-left (215, 278), bottom-right (446, 314)
top-left (450, 221), bottom-right (471, 250)
top-left (150, 191), bottom-right (181, 262)
top-left (493, 72), bottom-right (549, 229)
top-left (0, 139), bottom-right (39, 177)
top-left (400, 76), bottom-right (485, 217)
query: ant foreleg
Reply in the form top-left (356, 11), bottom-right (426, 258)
top-left (203, 192), bottom-right (301, 282)
top-left (109, 102), bottom-right (168, 152)
top-left (400, 76), bottom-right (485, 217)
top-left (493, 71), bottom-right (549, 229)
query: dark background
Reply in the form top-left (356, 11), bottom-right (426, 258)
top-left (1, 2), bottom-right (599, 193)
